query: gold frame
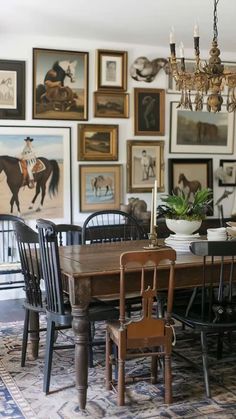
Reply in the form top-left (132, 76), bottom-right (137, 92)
top-left (78, 124), bottom-right (118, 161)
top-left (94, 91), bottom-right (129, 118)
top-left (96, 49), bottom-right (127, 91)
top-left (134, 88), bottom-right (165, 136)
top-left (127, 140), bottom-right (165, 193)
top-left (79, 164), bottom-right (122, 212)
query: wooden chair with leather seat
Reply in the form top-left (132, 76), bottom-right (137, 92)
top-left (105, 247), bottom-right (176, 406)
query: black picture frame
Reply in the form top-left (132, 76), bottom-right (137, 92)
top-left (0, 59), bottom-right (25, 120)
top-left (134, 88), bottom-right (165, 136)
top-left (219, 159), bottom-right (236, 186)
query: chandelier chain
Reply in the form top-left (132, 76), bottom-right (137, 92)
top-left (213, 0), bottom-right (219, 41)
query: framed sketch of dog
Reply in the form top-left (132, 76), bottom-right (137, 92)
top-left (134, 88), bottom-right (165, 136)
top-left (33, 48), bottom-right (89, 121)
top-left (79, 164), bottom-right (122, 212)
top-left (127, 140), bottom-right (165, 193)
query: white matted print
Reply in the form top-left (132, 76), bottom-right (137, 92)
top-left (0, 70), bottom-right (17, 109)
top-left (0, 126), bottom-right (71, 222)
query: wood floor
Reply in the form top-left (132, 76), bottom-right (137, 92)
top-left (0, 298), bottom-right (25, 322)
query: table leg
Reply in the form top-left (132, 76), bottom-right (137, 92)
top-left (29, 311), bottom-right (39, 360)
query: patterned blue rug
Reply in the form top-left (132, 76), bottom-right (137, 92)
top-left (1, 320), bottom-right (236, 418)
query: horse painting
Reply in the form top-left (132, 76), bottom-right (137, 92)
top-left (178, 173), bottom-right (201, 199)
top-left (0, 77), bottom-right (14, 104)
top-left (36, 60), bottom-right (78, 112)
top-left (0, 156), bottom-right (60, 214)
top-left (196, 122), bottom-right (218, 144)
top-left (91, 175), bottom-right (113, 197)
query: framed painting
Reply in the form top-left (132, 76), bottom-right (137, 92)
top-left (127, 140), bottom-right (165, 193)
top-left (79, 164), bottom-right (122, 212)
top-left (170, 101), bottom-right (234, 154)
top-left (168, 158), bottom-right (213, 214)
top-left (0, 59), bottom-right (25, 119)
top-left (96, 49), bottom-right (127, 91)
top-left (94, 91), bottom-right (129, 118)
top-left (33, 48), bottom-right (89, 121)
top-left (219, 159), bottom-right (236, 186)
top-left (0, 125), bottom-right (71, 222)
top-left (78, 124), bottom-right (118, 161)
top-left (134, 88), bottom-right (165, 136)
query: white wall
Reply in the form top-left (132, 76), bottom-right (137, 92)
top-left (0, 34), bottom-right (236, 225)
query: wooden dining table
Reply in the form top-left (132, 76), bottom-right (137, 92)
top-left (58, 238), bottom-right (227, 410)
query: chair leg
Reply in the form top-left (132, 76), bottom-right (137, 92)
top-left (88, 322), bottom-right (94, 368)
top-left (118, 358), bottom-right (125, 406)
top-left (43, 320), bottom-right (55, 394)
top-left (216, 332), bottom-right (223, 360)
top-left (151, 355), bottom-right (158, 384)
top-left (201, 331), bottom-right (211, 398)
top-left (164, 354), bottom-right (172, 404)
top-left (105, 330), bottom-right (112, 390)
top-left (21, 308), bottom-right (30, 367)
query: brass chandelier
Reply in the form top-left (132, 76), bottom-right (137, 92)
top-left (169, 0), bottom-right (236, 113)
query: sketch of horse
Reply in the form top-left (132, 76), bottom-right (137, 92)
top-left (178, 173), bottom-right (201, 199)
top-left (141, 151), bottom-right (155, 180)
top-left (0, 78), bottom-right (14, 101)
top-left (197, 122), bottom-right (218, 144)
top-left (36, 60), bottom-right (77, 111)
top-left (91, 175), bottom-right (113, 197)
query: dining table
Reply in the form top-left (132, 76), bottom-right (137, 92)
top-left (57, 238), bottom-right (233, 410)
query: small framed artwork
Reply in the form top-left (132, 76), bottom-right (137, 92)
top-left (219, 160), bottom-right (236, 186)
top-left (168, 158), bottom-right (213, 214)
top-left (78, 124), bottom-right (118, 161)
top-left (33, 48), bottom-right (89, 121)
top-left (79, 164), bottom-right (122, 212)
top-left (94, 91), bottom-right (129, 118)
top-left (134, 88), bottom-right (165, 136)
top-left (0, 59), bottom-right (25, 119)
top-left (96, 49), bottom-right (127, 91)
top-left (0, 125), bottom-right (71, 222)
top-left (127, 140), bottom-right (165, 193)
top-left (170, 101), bottom-right (234, 154)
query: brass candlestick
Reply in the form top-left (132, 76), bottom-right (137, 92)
top-left (144, 225), bottom-right (160, 249)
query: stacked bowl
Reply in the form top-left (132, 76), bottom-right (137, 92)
top-left (207, 227), bottom-right (227, 241)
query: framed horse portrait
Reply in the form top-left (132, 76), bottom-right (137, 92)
top-left (126, 140), bottom-right (165, 193)
top-left (78, 124), bottom-right (118, 161)
top-left (0, 59), bottom-right (25, 120)
top-left (168, 158), bottom-right (213, 215)
top-left (134, 88), bottom-right (165, 136)
top-left (96, 49), bottom-right (127, 91)
top-left (0, 125), bottom-right (71, 222)
top-left (33, 48), bottom-right (89, 121)
top-left (170, 101), bottom-right (235, 154)
top-left (79, 164), bottom-right (122, 212)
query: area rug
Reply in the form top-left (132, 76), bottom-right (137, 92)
top-left (1, 321), bottom-right (236, 419)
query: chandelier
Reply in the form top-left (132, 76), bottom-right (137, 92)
top-left (169, 0), bottom-right (236, 113)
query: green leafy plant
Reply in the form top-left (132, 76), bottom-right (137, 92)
top-left (157, 188), bottom-right (213, 221)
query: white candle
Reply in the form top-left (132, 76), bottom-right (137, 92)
top-left (169, 27), bottom-right (175, 44)
top-left (194, 23), bottom-right (199, 37)
top-left (179, 42), bottom-right (184, 58)
top-left (153, 180), bottom-right (158, 227)
top-left (150, 189), bottom-right (154, 234)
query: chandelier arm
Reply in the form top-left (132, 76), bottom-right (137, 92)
top-left (213, 0), bottom-right (220, 42)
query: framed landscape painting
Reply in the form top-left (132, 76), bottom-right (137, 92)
top-left (127, 140), bottom-right (165, 193)
top-left (134, 88), bottom-right (165, 136)
top-left (170, 101), bottom-right (234, 154)
top-left (79, 165), bottom-right (121, 212)
top-left (0, 126), bottom-right (71, 222)
top-left (94, 91), bottom-right (129, 118)
top-left (96, 49), bottom-right (127, 91)
top-left (78, 124), bottom-right (118, 161)
top-left (33, 48), bottom-right (88, 121)
top-left (0, 59), bottom-right (25, 119)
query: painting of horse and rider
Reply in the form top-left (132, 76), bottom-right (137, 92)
top-left (0, 127), bottom-right (71, 221)
top-left (33, 48), bottom-right (88, 120)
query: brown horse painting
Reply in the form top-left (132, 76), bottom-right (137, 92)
top-left (0, 155), bottom-right (60, 214)
top-left (196, 122), bottom-right (218, 144)
top-left (178, 173), bottom-right (201, 199)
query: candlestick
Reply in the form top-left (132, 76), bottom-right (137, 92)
top-left (150, 188), bottom-right (154, 234)
top-left (153, 180), bottom-right (158, 227)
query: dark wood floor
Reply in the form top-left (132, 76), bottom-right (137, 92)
top-left (0, 298), bottom-right (25, 322)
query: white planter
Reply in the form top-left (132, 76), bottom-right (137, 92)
top-left (166, 219), bottom-right (202, 236)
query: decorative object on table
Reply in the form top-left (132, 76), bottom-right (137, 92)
top-left (215, 162), bottom-right (236, 219)
top-left (134, 88), bottom-right (165, 135)
top-left (77, 124), bottom-right (118, 161)
top-left (0, 59), bottom-right (25, 120)
top-left (130, 56), bottom-right (169, 82)
top-left (170, 101), bottom-right (234, 154)
top-left (94, 91), bottom-right (129, 118)
top-left (226, 221), bottom-right (236, 238)
top-left (79, 164), bottom-right (122, 212)
top-left (96, 49), bottom-right (127, 91)
top-left (120, 197), bottom-right (150, 226)
top-left (207, 227), bottom-right (227, 241)
top-left (168, 0), bottom-right (236, 113)
top-left (146, 179), bottom-right (160, 249)
top-left (168, 158), bottom-right (213, 215)
top-left (33, 48), bottom-right (88, 121)
top-left (126, 140), bottom-right (164, 193)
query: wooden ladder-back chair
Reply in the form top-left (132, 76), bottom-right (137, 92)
top-left (105, 248), bottom-right (176, 406)
top-left (0, 214), bottom-right (25, 290)
top-left (172, 240), bottom-right (236, 398)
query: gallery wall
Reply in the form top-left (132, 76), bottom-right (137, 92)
top-left (1, 33), bottom-right (236, 225)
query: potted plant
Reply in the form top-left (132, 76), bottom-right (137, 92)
top-left (157, 188), bottom-right (213, 235)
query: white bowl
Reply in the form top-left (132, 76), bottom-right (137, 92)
top-left (166, 219), bottom-right (202, 236)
